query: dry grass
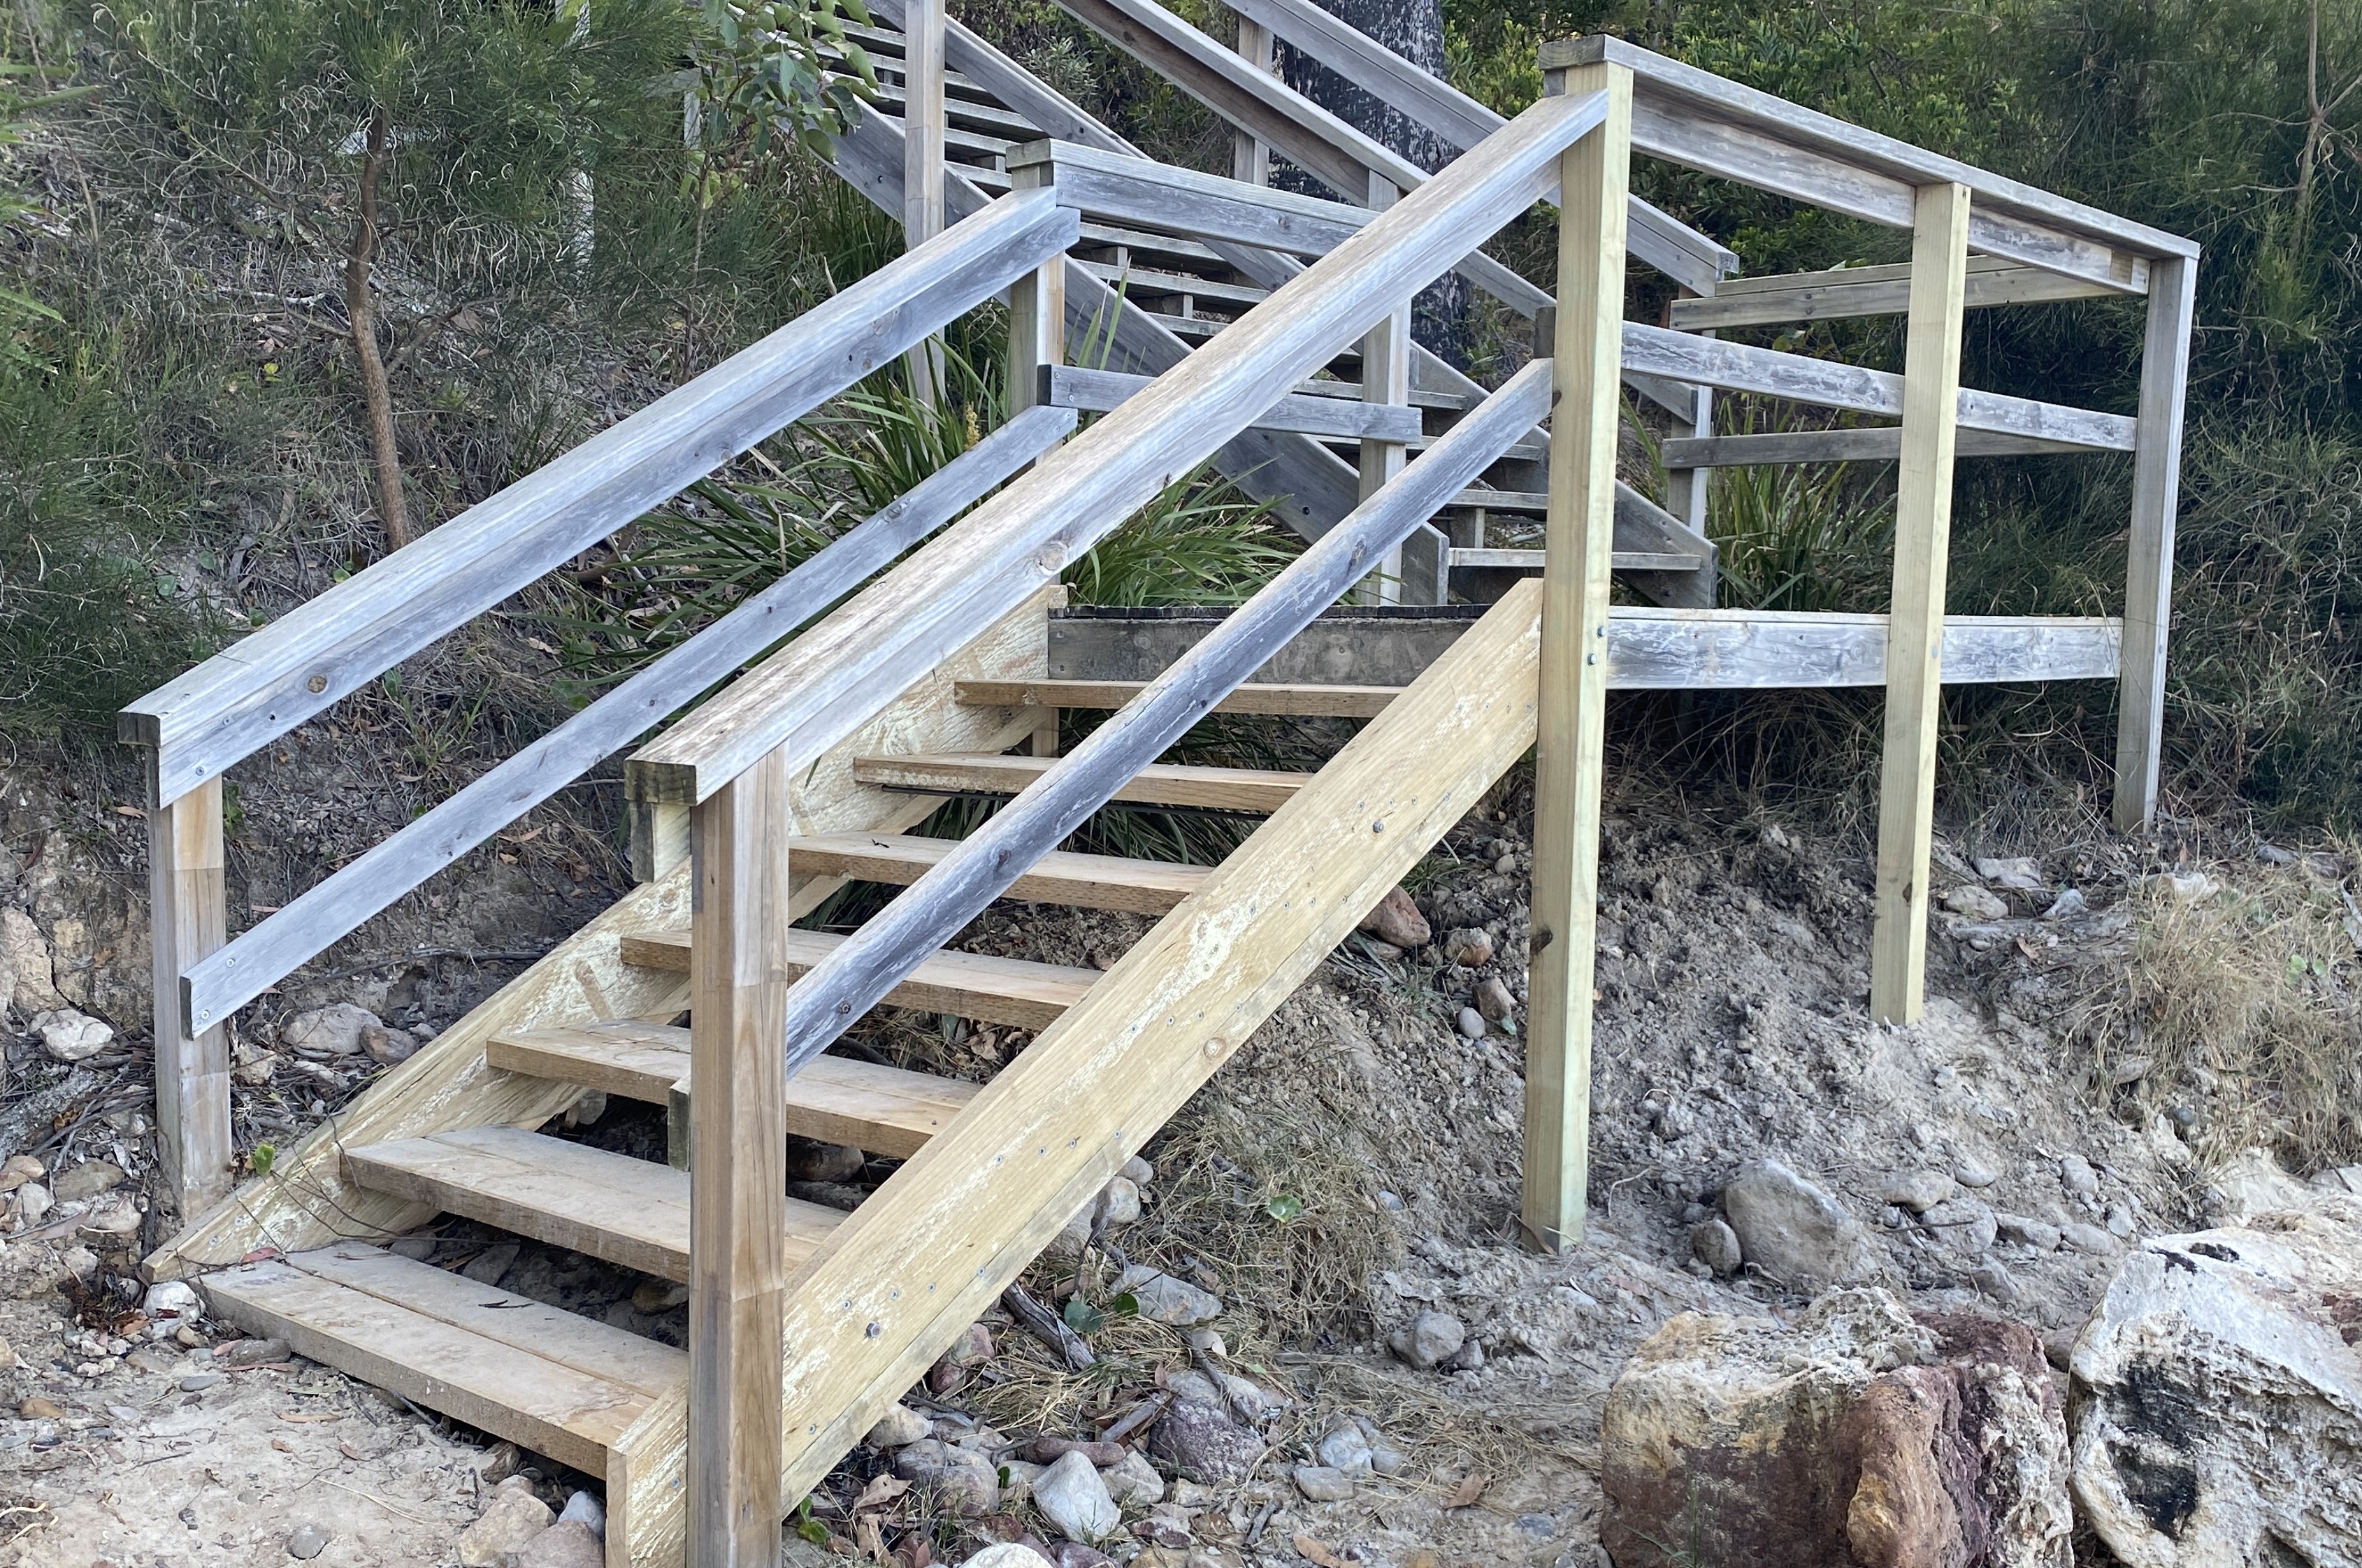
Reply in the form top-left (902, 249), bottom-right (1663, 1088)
top-left (2072, 849), bottom-right (2362, 1172)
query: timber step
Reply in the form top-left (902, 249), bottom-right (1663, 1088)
top-left (487, 1019), bottom-right (977, 1158)
top-left (199, 1244), bottom-right (682, 1477)
top-left (342, 1125), bottom-right (844, 1284)
top-left (786, 831), bottom-right (1210, 913)
top-left (956, 679), bottom-right (1399, 720)
top-left (852, 751), bottom-right (1311, 812)
top-left (617, 926), bottom-right (1098, 1031)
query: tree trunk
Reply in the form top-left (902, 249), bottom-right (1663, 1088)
top-left (1278, 0), bottom-right (1471, 366)
top-left (346, 103), bottom-right (410, 552)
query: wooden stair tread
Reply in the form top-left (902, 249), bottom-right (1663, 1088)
top-left (1451, 545), bottom-right (1708, 573)
top-left (788, 831), bottom-right (1211, 914)
top-left (955, 679), bottom-right (1400, 720)
top-left (617, 927), bottom-right (1098, 1031)
top-left (488, 1019), bottom-right (977, 1158)
top-left (199, 1243), bottom-right (682, 1474)
top-left (851, 751), bottom-right (1311, 812)
top-left (343, 1125), bottom-right (843, 1284)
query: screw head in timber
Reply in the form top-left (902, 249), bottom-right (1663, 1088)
top-left (865, 1321), bottom-right (882, 1338)
top-left (306, 674), bottom-right (327, 694)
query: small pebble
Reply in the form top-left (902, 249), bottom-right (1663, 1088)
top-left (287, 1522), bottom-right (331, 1560)
top-left (1292, 1464), bottom-right (1351, 1502)
top-left (1455, 1007), bottom-right (1486, 1041)
top-left (180, 1373), bottom-right (226, 1393)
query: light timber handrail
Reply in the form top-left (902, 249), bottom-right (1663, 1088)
top-left (1668, 254), bottom-right (2116, 330)
top-left (766, 358), bottom-right (1552, 1091)
top-left (1621, 322), bottom-right (2137, 452)
top-left (1542, 36), bottom-right (2194, 291)
top-left (120, 190), bottom-right (1080, 810)
top-left (628, 87), bottom-right (1611, 807)
top-left (1042, 364), bottom-right (1421, 442)
top-left (173, 408), bottom-right (1074, 1036)
top-left (1662, 428), bottom-right (2090, 467)
top-left (1219, 0), bottom-right (1738, 293)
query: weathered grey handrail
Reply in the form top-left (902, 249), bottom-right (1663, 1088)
top-left (1220, 0), bottom-right (1737, 293)
top-left (174, 407), bottom-right (1076, 1034)
top-left (628, 86), bottom-right (1608, 806)
top-left (1043, 364), bottom-right (1421, 442)
top-left (120, 190), bottom-right (1080, 807)
top-left (770, 357), bottom-right (1553, 1091)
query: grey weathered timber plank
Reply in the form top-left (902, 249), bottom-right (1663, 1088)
top-left (1075, 259), bottom-right (1269, 306)
top-left (1220, 0), bottom-right (1736, 292)
top-left (761, 359), bottom-right (1556, 1109)
top-left (120, 193), bottom-right (1080, 809)
top-left (956, 677), bottom-right (1400, 719)
top-left (1620, 322), bottom-right (2137, 452)
top-left (1454, 547), bottom-right (1703, 573)
top-left (632, 89), bottom-right (1608, 807)
top-left (1668, 254), bottom-right (2115, 329)
top-left (173, 408), bottom-right (1075, 1037)
top-left (1044, 364), bottom-right (1421, 442)
top-left (848, 751), bottom-right (1311, 813)
top-left (1010, 138), bottom-right (1366, 257)
top-left (1662, 427), bottom-right (2088, 467)
top-left (1542, 36), bottom-right (2194, 280)
top-left (2112, 255), bottom-right (2197, 830)
top-left (824, 101), bottom-right (1365, 542)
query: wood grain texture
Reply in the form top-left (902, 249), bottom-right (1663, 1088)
top-left (1661, 426), bottom-right (2086, 467)
top-left (1006, 157), bottom-right (1065, 421)
top-left (149, 592), bottom-right (1056, 1279)
top-left (782, 830), bottom-right (1211, 913)
top-left (623, 926), bottom-right (1100, 1031)
top-left (1231, 13), bottom-right (1273, 186)
top-left (150, 777), bottom-right (229, 1220)
top-left (850, 750), bottom-right (1311, 812)
top-left (956, 677), bottom-right (1400, 718)
top-left (1869, 182), bottom-right (1971, 1026)
top-left (689, 747), bottom-right (791, 1567)
top-left (2111, 255), bottom-right (2197, 831)
top-left (1668, 254), bottom-right (2114, 328)
top-left (1522, 62), bottom-right (1629, 1256)
top-left (1042, 364), bottom-right (1422, 442)
top-left (122, 191), bottom-right (1078, 807)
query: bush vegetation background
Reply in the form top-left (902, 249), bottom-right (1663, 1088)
top-left (0, 0), bottom-right (2357, 838)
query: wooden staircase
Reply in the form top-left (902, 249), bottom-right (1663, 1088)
top-left (122, 14), bottom-right (2194, 1567)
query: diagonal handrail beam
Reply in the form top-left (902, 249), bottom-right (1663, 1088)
top-left (765, 357), bottom-right (1552, 1098)
top-left (175, 407), bottom-right (1076, 1035)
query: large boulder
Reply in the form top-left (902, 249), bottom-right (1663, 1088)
top-left (1601, 1289), bottom-right (2071, 1568)
top-left (2070, 1208), bottom-right (2362, 1567)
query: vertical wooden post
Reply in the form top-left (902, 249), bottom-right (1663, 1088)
top-left (2112, 254), bottom-right (2196, 832)
top-left (902, 0), bottom-right (947, 404)
top-left (630, 799), bottom-right (691, 883)
top-left (1868, 182), bottom-right (1973, 1025)
top-left (150, 777), bottom-right (230, 1221)
top-left (1005, 158), bottom-right (1066, 422)
top-left (1522, 60), bottom-right (1629, 1256)
top-left (1231, 13), bottom-right (1273, 186)
top-left (1664, 367), bottom-right (1714, 531)
top-left (1360, 173), bottom-right (1411, 604)
top-left (687, 747), bottom-right (790, 1567)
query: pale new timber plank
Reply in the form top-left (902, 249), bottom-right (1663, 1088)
top-left (149, 591), bottom-right (1057, 1280)
top-left (487, 1020), bottom-right (977, 1158)
top-left (786, 831), bottom-right (1211, 914)
top-left (199, 1251), bottom-right (659, 1475)
top-left (619, 927), bottom-right (1099, 1033)
top-left (150, 776), bottom-right (230, 1220)
top-left (342, 1125), bottom-right (844, 1285)
top-left (754, 580), bottom-right (1551, 1518)
top-left (850, 751), bottom-right (1310, 813)
top-left (1522, 61), bottom-right (1630, 1256)
top-left (1869, 182), bottom-right (1972, 1026)
top-left (2112, 255), bottom-right (2196, 831)
top-left (955, 678), bottom-right (1399, 719)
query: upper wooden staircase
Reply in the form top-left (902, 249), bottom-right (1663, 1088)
top-left (120, 11), bottom-right (2194, 1567)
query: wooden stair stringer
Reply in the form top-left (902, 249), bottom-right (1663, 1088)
top-left (146, 587), bottom-right (1064, 1285)
top-left (612, 580), bottom-right (1548, 1567)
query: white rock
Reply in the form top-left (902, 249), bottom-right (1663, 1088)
top-left (0, 907), bottom-right (62, 1014)
top-left (960, 1548), bottom-right (1056, 1568)
top-left (1691, 1217), bottom-right (1743, 1277)
top-left (865, 1402), bottom-right (931, 1449)
top-left (1119, 1155), bottom-right (1154, 1186)
top-left (1101, 1448), bottom-right (1165, 1507)
top-left (31, 1008), bottom-right (112, 1063)
top-left (1951, 1156), bottom-right (2000, 1189)
top-left (1097, 1176), bottom-right (1142, 1229)
top-left (1292, 1464), bottom-right (1351, 1502)
top-left (12, 1184), bottom-right (51, 1230)
top-left (2143, 870), bottom-right (2219, 904)
top-left (2058, 1220), bottom-right (2119, 1256)
top-left (558, 1490), bottom-right (605, 1539)
top-left (280, 1002), bottom-right (381, 1057)
top-left (1975, 856), bottom-right (2045, 891)
top-left (2059, 1153), bottom-right (2101, 1196)
top-left (1940, 884), bottom-right (2009, 920)
top-left (1032, 1449), bottom-right (1119, 1541)
top-left (456, 1486), bottom-right (552, 1567)
top-left (2040, 888), bottom-right (2087, 921)
top-left (1880, 1168), bottom-right (1957, 1214)
top-left (1722, 1158), bottom-right (1877, 1290)
top-left (2072, 1214), bottom-right (2362, 1567)
top-left (1455, 1006), bottom-right (1487, 1040)
top-left (1994, 1213), bottom-right (2062, 1252)
top-left (997, 1458), bottom-right (1044, 1505)
top-left (1316, 1423), bottom-right (1373, 1474)
top-left (1388, 1310), bottom-right (1465, 1370)
top-left (1114, 1264), bottom-right (1222, 1325)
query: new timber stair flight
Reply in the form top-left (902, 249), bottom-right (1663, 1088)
top-left (126, 15), bottom-right (2196, 1568)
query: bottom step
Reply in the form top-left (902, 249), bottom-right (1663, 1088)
top-left (199, 1244), bottom-right (683, 1476)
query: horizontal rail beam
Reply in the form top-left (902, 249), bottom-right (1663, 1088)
top-left (1608, 609), bottom-right (2122, 687)
top-left (629, 88), bottom-right (1608, 807)
top-left (1667, 254), bottom-right (2117, 329)
top-left (1661, 426), bottom-right (2090, 467)
top-left (1220, 0), bottom-right (1737, 292)
top-left (765, 357), bottom-right (1553, 1100)
top-left (175, 408), bottom-right (1076, 1034)
top-left (1543, 36), bottom-right (2195, 289)
top-left (1621, 322), bottom-right (2137, 451)
top-left (121, 192), bottom-right (1079, 808)
top-left (1042, 364), bottom-right (1421, 441)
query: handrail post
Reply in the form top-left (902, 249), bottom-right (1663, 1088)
top-left (902, 0), bottom-right (948, 404)
top-left (1522, 59), bottom-right (1629, 1256)
top-left (686, 747), bottom-right (790, 1565)
top-left (1230, 10), bottom-right (1274, 186)
top-left (1868, 180), bottom-right (1973, 1023)
top-left (1008, 154), bottom-right (1069, 756)
top-left (1358, 173), bottom-right (1411, 603)
top-left (150, 777), bottom-right (231, 1221)
top-left (2111, 254), bottom-right (2195, 832)
top-left (631, 800), bottom-right (692, 882)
